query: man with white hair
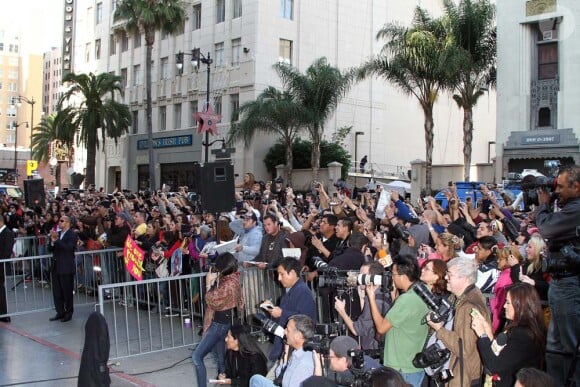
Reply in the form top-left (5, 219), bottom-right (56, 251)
top-left (427, 257), bottom-right (490, 387)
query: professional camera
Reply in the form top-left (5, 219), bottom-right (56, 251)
top-left (355, 273), bottom-right (393, 292)
top-left (543, 243), bottom-right (580, 274)
top-left (392, 223), bottom-right (411, 243)
top-left (413, 342), bottom-right (451, 369)
top-left (413, 282), bottom-right (453, 324)
top-left (253, 312), bottom-right (285, 339)
top-left (311, 256), bottom-right (337, 273)
top-left (318, 275), bottom-right (350, 288)
top-left (303, 335), bottom-right (331, 355)
top-left (521, 175), bottom-right (558, 208)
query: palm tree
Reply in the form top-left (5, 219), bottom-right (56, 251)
top-left (443, 0), bottom-right (496, 181)
top-left (58, 72), bottom-right (131, 186)
top-left (275, 58), bottom-right (353, 179)
top-left (114, 0), bottom-right (186, 191)
top-left (357, 8), bottom-right (453, 193)
top-left (227, 86), bottom-right (308, 185)
top-left (31, 113), bottom-right (76, 187)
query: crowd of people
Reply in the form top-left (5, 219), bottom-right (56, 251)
top-left (0, 164), bottom-right (578, 387)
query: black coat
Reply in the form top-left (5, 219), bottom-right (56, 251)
top-left (225, 350), bottom-right (268, 387)
top-left (48, 229), bottom-right (79, 274)
top-left (78, 312), bottom-right (110, 387)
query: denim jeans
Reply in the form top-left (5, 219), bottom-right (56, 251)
top-left (192, 320), bottom-right (230, 387)
top-left (400, 370), bottom-right (425, 387)
top-left (545, 275), bottom-right (580, 386)
top-left (249, 374), bottom-right (276, 387)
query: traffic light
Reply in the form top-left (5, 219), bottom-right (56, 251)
top-left (26, 160), bottom-right (38, 176)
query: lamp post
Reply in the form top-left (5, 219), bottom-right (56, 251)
top-left (354, 131), bottom-right (364, 188)
top-left (11, 96), bottom-right (36, 159)
top-left (12, 121), bottom-right (29, 185)
top-left (176, 49), bottom-right (213, 163)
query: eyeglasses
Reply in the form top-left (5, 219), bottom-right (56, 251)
top-left (59, 220), bottom-right (67, 223)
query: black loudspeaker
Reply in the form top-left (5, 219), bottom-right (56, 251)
top-left (24, 178), bottom-right (46, 208)
top-left (193, 162), bottom-right (235, 213)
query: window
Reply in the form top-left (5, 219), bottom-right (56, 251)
top-left (133, 64), bottom-right (141, 86)
top-left (192, 4), bottom-right (202, 30)
top-left (538, 42), bottom-right (558, 80)
top-left (159, 106), bottom-right (167, 131)
top-left (85, 42), bottom-right (91, 62)
top-left (161, 29), bottom-right (169, 40)
top-left (96, 2), bottom-right (103, 24)
top-left (161, 57), bottom-right (169, 80)
top-left (132, 110), bottom-right (139, 134)
top-left (0, 43), bottom-right (3, 51)
top-left (6, 133), bottom-right (15, 144)
top-left (231, 38), bottom-right (241, 66)
top-left (121, 32), bottom-right (129, 52)
top-left (8, 70), bottom-right (17, 79)
top-left (189, 100), bottom-right (198, 127)
top-left (281, 0), bottom-right (293, 20)
top-left (538, 107), bottom-right (551, 127)
top-left (233, 0), bottom-right (242, 18)
top-left (133, 31), bottom-right (141, 48)
top-left (215, 42), bottom-right (224, 67)
top-left (214, 96), bottom-right (222, 115)
top-left (95, 39), bottom-right (101, 60)
top-left (174, 103), bottom-right (182, 129)
top-left (216, 0), bottom-right (225, 23)
top-left (120, 68), bottom-right (127, 88)
top-left (230, 94), bottom-right (239, 122)
top-left (279, 39), bottom-right (293, 64)
top-left (109, 34), bottom-right (116, 55)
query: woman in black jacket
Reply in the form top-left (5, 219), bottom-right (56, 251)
top-left (471, 283), bottom-right (546, 387)
top-left (217, 324), bottom-right (268, 386)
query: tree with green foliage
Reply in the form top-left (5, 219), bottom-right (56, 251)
top-left (114, 0), bottom-right (186, 191)
top-left (58, 72), bottom-right (131, 186)
top-left (264, 138), bottom-right (351, 180)
top-left (357, 8), bottom-right (454, 193)
top-left (275, 58), bottom-right (353, 179)
top-left (443, 0), bottom-right (496, 181)
top-left (227, 86), bottom-right (308, 185)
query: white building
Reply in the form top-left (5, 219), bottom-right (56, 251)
top-left (69, 0), bottom-right (496, 191)
top-left (496, 0), bottom-right (579, 178)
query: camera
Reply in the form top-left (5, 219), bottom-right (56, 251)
top-left (347, 348), bottom-right (365, 372)
top-left (542, 243), bottom-right (580, 274)
top-left (253, 312), bottom-right (285, 338)
top-left (413, 342), bottom-right (451, 369)
top-left (303, 335), bottom-right (331, 355)
top-left (392, 223), bottom-right (411, 243)
top-left (318, 275), bottom-right (350, 288)
top-left (356, 273), bottom-right (393, 292)
top-left (413, 282), bottom-right (453, 324)
top-left (521, 175), bottom-right (558, 208)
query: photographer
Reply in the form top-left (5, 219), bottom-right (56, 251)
top-left (427, 257), bottom-right (490, 387)
top-left (534, 164), bottom-right (580, 386)
top-left (250, 314), bottom-right (316, 387)
top-left (366, 254), bottom-right (430, 386)
top-left (334, 261), bottom-right (391, 351)
top-left (309, 335), bottom-right (381, 386)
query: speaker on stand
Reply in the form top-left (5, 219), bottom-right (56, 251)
top-left (193, 161), bottom-right (235, 214)
top-left (24, 178), bottom-right (46, 209)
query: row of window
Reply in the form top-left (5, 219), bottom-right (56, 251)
top-left (0, 57), bottom-right (19, 66)
top-left (0, 82), bottom-right (18, 92)
top-left (130, 94), bottom-right (239, 134)
top-left (0, 43), bottom-right (19, 53)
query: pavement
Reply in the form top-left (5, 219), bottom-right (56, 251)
top-left (0, 303), bottom-right (260, 387)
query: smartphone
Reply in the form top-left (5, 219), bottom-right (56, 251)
top-left (448, 181), bottom-right (453, 187)
top-left (333, 193), bottom-right (338, 198)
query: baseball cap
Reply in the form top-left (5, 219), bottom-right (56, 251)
top-left (329, 336), bottom-right (358, 358)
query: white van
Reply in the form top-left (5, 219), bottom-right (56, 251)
top-left (0, 184), bottom-right (24, 199)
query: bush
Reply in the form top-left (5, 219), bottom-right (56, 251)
top-left (263, 139), bottom-right (351, 179)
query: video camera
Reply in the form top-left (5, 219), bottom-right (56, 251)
top-left (303, 323), bottom-right (342, 355)
top-left (521, 175), bottom-right (558, 208)
top-left (543, 243), bottom-right (580, 275)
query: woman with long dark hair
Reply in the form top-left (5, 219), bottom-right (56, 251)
top-left (471, 283), bottom-right (546, 386)
top-left (215, 324), bottom-right (268, 386)
top-left (192, 252), bottom-right (244, 387)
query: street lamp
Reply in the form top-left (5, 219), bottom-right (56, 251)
top-left (12, 121), bottom-right (28, 185)
top-left (176, 49), bottom-right (213, 163)
top-left (354, 131), bottom-right (364, 188)
top-left (10, 96), bottom-right (36, 160)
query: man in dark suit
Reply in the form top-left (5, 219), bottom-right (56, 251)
top-left (0, 215), bottom-right (15, 323)
top-left (48, 215), bottom-right (78, 322)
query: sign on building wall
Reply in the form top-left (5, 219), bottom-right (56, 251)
top-left (137, 135), bottom-right (193, 150)
top-left (62, 0), bottom-right (75, 79)
top-left (521, 134), bottom-right (561, 145)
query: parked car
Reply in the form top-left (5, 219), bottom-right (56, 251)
top-left (0, 184), bottom-right (24, 199)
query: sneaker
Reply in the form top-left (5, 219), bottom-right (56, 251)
top-left (164, 311), bottom-right (180, 317)
top-left (118, 300), bottom-right (127, 307)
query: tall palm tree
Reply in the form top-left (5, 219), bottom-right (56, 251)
top-left (227, 86), bottom-right (308, 185)
top-left (58, 72), bottom-right (131, 186)
top-left (114, 0), bottom-right (186, 191)
top-left (443, 0), bottom-right (496, 181)
top-left (357, 8), bottom-right (454, 193)
top-left (275, 58), bottom-right (352, 179)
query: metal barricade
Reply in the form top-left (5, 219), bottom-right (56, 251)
top-left (13, 235), bottom-right (48, 258)
top-left (97, 266), bottom-right (288, 359)
top-left (0, 247), bottom-right (122, 318)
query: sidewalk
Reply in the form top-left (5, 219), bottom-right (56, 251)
top-left (0, 304), bottom-right (250, 387)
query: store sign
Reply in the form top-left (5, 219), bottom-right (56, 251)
top-left (62, 0), bottom-right (75, 78)
top-left (521, 134), bottom-right (560, 145)
top-left (137, 135), bottom-right (193, 150)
